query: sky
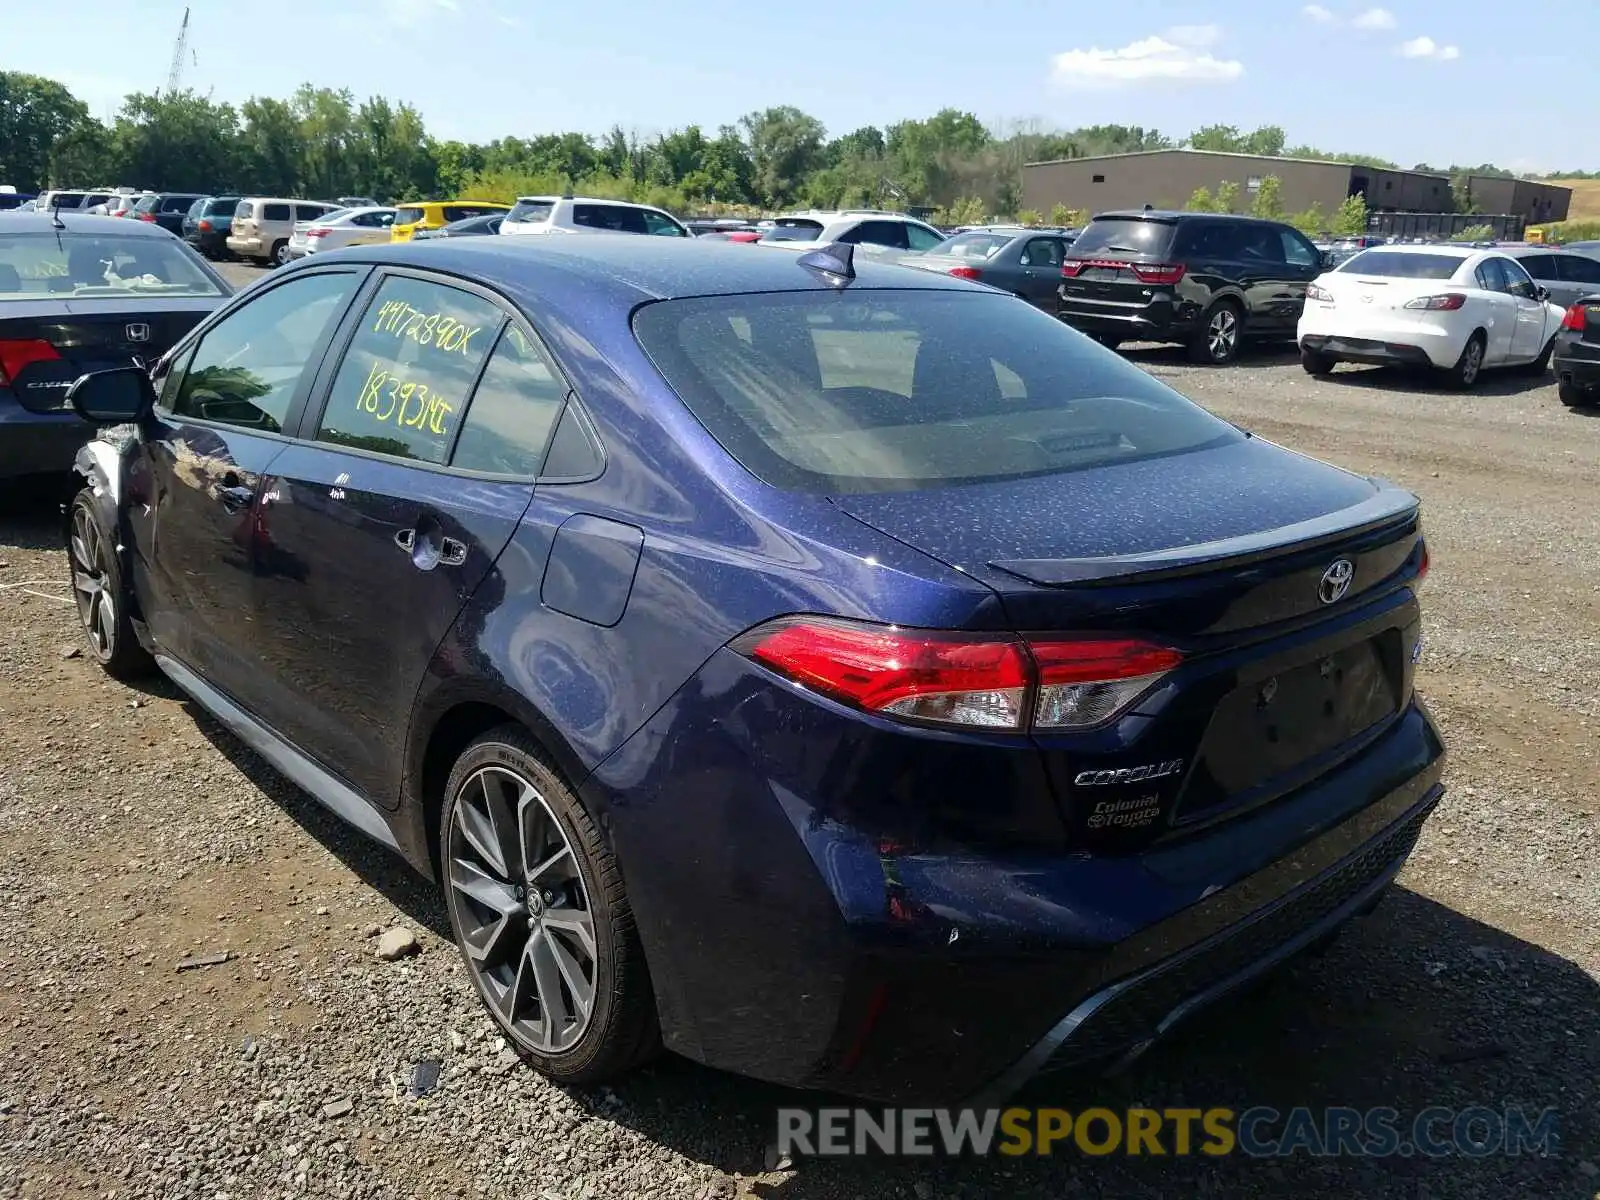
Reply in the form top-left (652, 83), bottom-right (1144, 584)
top-left (5, 0), bottom-right (1591, 174)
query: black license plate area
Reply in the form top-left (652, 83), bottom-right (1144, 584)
top-left (1184, 638), bottom-right (1399, 812)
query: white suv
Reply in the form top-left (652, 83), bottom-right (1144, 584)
top-left (757, 210), bottom-right (947, 253)
top-left (499, 195), bottom-right (690, 238)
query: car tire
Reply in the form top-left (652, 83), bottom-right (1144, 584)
top-left (1441, 331), bottom-right (1486, 390)
top-left (1188, 301), bottom-right (1243, 365)
top-left (270, 241), bottom-right (289, 267)
top-left (1521, 336), bottom-right (1556, 375)
top-left (66, 489), bottom-right (153, 681)
top-left (1558, 378), bottom-right (1597, 408)
top-left (1300, 347), bottom-right (1335, 376)
top-left (440, 725), bottom-right (659, 1085)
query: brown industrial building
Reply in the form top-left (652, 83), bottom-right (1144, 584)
top-left (1021, 149), bottom-right (1570, 223)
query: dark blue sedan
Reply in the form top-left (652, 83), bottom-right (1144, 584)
top-left (62, 234), bottom-right (1444, 1102)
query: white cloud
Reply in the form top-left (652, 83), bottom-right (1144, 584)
top-left (1302, 4), bottom-right (1335, 21)
top-left (1165, 24), bottom-right (1221, 47)
top-left (1353, 6), bottom-right (1397, 28)
top-left (1051, 32), bottom-right (1244, 88)
top-left (1399, 35), bottom-right (1460, 59)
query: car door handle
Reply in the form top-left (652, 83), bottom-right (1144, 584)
top-left (394, 526), bottom-right (467, 569)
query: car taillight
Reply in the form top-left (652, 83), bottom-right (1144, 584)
top-left (1402, 293), bottom-right (1467, 311)
top-left (197, 219), bottom-right (212, 231)
top-left (1307, 283), bottom-right (1335, 302)
top-left (137, 212), bottom-right (157, 222)
top-left (1416, 540), bottom-right (1430, 586)
top-left (0, 338), bottom-right (62, 386)
top-left (1561, 303), bottom-right (1586, 332)
top-left (308, 227), bottom-right (329, 238)
top-left (1131, 263), bottom-right (1185, 285)
top-left (947, 265), bottom-right (981, 280)
top-left (733, 616), bottom-right (1180, 731)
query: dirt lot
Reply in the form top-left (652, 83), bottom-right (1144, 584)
top-left (1, 313), bottom-right (1597, 1198)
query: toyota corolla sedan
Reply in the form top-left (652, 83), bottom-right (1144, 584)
top-left (62, 235), bottom-right (1443, 1103)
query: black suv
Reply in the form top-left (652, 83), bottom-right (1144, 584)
top-left (133, 192), bottom-right (209, 237)
top-left (1057, 210), bottom-right (1332, 364)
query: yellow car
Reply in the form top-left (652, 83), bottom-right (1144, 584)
top-left (390, 200), bottom-right (510, 242)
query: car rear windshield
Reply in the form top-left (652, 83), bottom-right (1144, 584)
top-left (633, 291), bottom-right (1240, 494)
top-left (763, 220), bottom-right (824, 243)
top-left (234, 200), bottom-right (254, 219)
top-left (133, 195), bottom-right (161, 213)
top-left (1068, 217), bottom-right (1176, 258)
top-left (0, 233), bottom-right (224, 301)
top-left (508, 199), bottom-right (554, 224)
top-left (936, 231), bottom-right (1016, 260)
top-left (394, 206), bottom-right (426, 225)
top-left (1338, 251), bottom-right (1462, 279)
top-left (206, 198), bottom-right (238, 215)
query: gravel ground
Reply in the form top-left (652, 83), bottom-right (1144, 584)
top-left (0, 288), bottom-right (1596, 1198)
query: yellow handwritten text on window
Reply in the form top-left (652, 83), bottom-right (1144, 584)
top-left (370, 299), bottom-right (484, 356)
top-left (357, 359), bottom-right (455, 435)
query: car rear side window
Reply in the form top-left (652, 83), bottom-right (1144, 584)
top-left (317, 276), bottom-right (505, 463)
top-left (905, 224), bottom-right (945, 252)
top-left (1557, 254), bottom-right (1600, 285)
top-left (443, 205), bottom-right (502, 223)
top-left (573, 204), bottom-right (648, 234)
top-left (642, 210), bottom-right (687, 236)
top-left (451, 326), bottom-right (567, 476)
top-left (1516, 254), bottom-right (1559, 280)
top-left (134, 195), bottom-right (160, 213)
top-left (295, 204), bottom-right (328, 222)
top-left (1340, 250), bottom-right (1461, 279)
top-left (1070, 218), bottom-right (1176, 258)
top-left (633, 291), bottom-right (1241, 494)
top-left (840, 221), bottom-right (909, 250)
top-left (170, 272), bottom-right (358, 432)
top-left (395, 206), bottom-right (426, 225)
top-left (263, 203), bottom-right (291, 222)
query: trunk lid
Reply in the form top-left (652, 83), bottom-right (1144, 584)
top-left (0, 299), bottom-right (214, 412)
top-left (832, 437), bottom-right (1425, 848)
top-left (1310, 269), bottom-right (1453, 312)
top-left (1059, 215), bottom-right (1182, 306)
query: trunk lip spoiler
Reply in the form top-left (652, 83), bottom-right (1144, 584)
top-left (988, 482), bottom-right (1420, 587)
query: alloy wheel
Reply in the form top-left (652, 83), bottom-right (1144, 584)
top-left (69, 505), bottom-right (115, 659)
top-left (445, 765), bottom-right (598, 1054)
top-left (1208, 308), bottom-right (1238, 360)
top-left (1461, 339), bottom-right (1483, 385)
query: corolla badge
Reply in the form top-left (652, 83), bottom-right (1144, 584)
top-left (1319, 558), bottom-right (1355, 605)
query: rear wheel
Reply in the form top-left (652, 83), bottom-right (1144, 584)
top-left (1300, 347), bottom-right (1335, 376)
top-left (1441, 332), bottom-right (1486, 390)
top-left (1559, 378), bottom-right (1597, 408)
top-left (441, 726), bottom-right (659, 1085)
top-left (1188, 301), bottom-right (1242, 365)
top-left (270, 240), bottom-right (290, 267)
top-left (66, 490), bottom-right (152, 680)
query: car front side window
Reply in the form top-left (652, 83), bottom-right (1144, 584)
top-left (169, 272), bottom-right (359, 432)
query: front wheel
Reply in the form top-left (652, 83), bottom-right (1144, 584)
top-left (441, 726), bottom-right (659, 1085)
top-left (66, 490), bottom-right (152, 680)
top-left (1188, 302), bottom-right (1242, 365)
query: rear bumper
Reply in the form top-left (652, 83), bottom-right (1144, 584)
top-left (1298, 310), bottom-right (1463, 368)
top-left (1300, 334), bottom-right (1436, 368)
top-left (225, 235), bottom-right (265, 256)
top-left (185, 230), bottom-right (229, 256)
top-left (0, 395), bottom-right (95, 479)
top-left (1056, 294), bottom-right (1201, 342)
top-left (1553, 333), bottom-right (1600, 390)
top-left (587, 644), bottom-right (1447, 1103)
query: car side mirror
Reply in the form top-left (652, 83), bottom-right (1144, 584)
top-left (68, 366), bottom-right (156, 425)
top-left (1536, 284), bottom-right (1550, 302)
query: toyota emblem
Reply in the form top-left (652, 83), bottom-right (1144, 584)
top-left (126, 323), bottom-right (151, 343)
top-left (1318, 558), bottom-right (1355, 605)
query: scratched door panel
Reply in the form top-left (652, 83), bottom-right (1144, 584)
top-left (238, 274), bottom-right (531, 805)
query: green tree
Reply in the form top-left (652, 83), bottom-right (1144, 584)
top-left (238, 97), bottom-right (302, 195)
top-left (1287, 203), bottom-right (1326, 235)
top-left (1330, 193), bottom-right (1368, 236)
top-left (0, 71), bottom-right (93, 190)
top-left (109, 90), bottom-right (243, 192)
top-left (1049, 202), bottom-right (1072, 226)
top-left (739, 106), bottom-right (825, 207)
top-left (1450, 223), bottom-right (1496, 242)
top-left (1215, 180), bottom-right (1241, 213)
top-left (1250, 175), bottom-right (1284, 219)
top-left (1185, 186), bottom-right (1218, 212)
top-left (292, 85), bottom-right (356, 199)
top-left (1015, 208), bottom-right (1042, 226)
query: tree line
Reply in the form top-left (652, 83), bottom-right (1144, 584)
top-left (0, 70), bottom-right (1581, 223)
